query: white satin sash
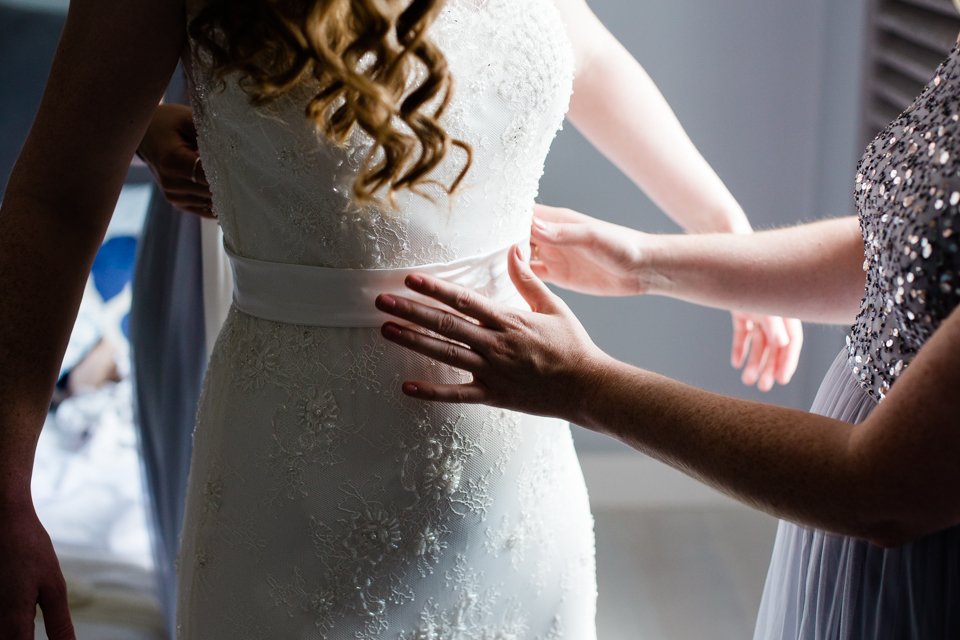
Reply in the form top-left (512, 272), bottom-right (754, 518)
top-left (200, 218), bottom-right (233, 357)
top-left (227, 243), bottom-right (521, 327)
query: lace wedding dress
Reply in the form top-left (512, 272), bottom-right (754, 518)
top-left (175, 1), bottom-right (597, 637)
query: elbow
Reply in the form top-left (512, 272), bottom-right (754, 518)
top-left (853, 506), bottom-right (960, 549)
top-left (863, 524), bottom-right (923, 549)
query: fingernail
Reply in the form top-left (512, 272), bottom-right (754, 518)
top-left (402, 382), bottom-right (419, 394)
top-left (406, 275), bottom-right (424, 289)
top-left (382, 323), bottom-right (402, 338)
top-left (532, 219), bottom-right (553, 238)
top-left (378, 294), bottom-right (397, 310)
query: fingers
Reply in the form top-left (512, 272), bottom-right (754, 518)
top-left (507, 244), bottom-right (560, 314)
top-left (530, 217), bottom-right (594, 248)
top-left (37, 578), bottom-right (75, 640)
top-left (400, 380), bottom-right (489, 404)
top-left (166, 192), bottom-right (213, 209)
top-left (158, 177), bottom-right (212, 199)
top-left (774, 318), bottom-right (804, 385)
top-left (403, 274), bottom-right (509, 328)
top-left (158, 149), bottom-right (208, 187)
top-left (760, 316), bottom-right (790, 348)
top-left (757, 340), bottom-right (778, 392)
top-left (375, 293), bottom-right (490, 347)
top-left (731, 315), bottom-right (753, 368)
top-left (532, 204), bottom-right (593, 224)
top-left (381, 322), bottom-right (487, 373)
top-left (741, 326), bottom-right (768, 388)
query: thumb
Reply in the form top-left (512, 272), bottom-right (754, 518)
top-left (508, 244), bottom-right (559, 313)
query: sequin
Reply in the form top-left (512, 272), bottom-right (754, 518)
top-left (848, 43), bottom-right (960, 401)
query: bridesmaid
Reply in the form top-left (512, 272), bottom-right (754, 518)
top-left (378, 30), bottom-right (960, 640)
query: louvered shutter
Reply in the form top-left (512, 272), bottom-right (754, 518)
top-left (862, 0), bottom-right (960, 145)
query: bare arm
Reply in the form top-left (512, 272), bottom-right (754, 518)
top-left (531, 208), bottom-right (865, 325)
top-left (0, 1), bottom-right (183, 635)
top-left (642, 216), bottom-right (867, 324)
top-left (577, 303), bottom-right (960, 545)
top-left (548, 0), bottom-right (803, 392)
top-left (377, 250), bottom-right (960, 546)
top-left (0, 0), bottom-right (183, 498)
top-left (551, 0), bottom-right (750, 234)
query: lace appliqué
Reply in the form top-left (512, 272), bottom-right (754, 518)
top-left (400, 555), bottom-right (528, 640)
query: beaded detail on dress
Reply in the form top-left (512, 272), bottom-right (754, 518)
top-left (849, 43), bottom-right (960, 401)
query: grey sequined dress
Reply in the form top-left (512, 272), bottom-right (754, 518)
top-left (753, 44), bottom-right (960, 639)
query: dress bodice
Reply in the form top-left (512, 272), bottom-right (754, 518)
top-left (187, 0), bottom-right (574, 270)
top-left (849, 43), bottom-right (960, 401)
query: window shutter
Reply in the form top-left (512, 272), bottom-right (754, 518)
top-left (862, 0), bottom-right (960, 145)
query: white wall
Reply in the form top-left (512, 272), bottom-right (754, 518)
top-left (537, 0), bottom-right (869, 459)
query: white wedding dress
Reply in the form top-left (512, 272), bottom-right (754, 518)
top-left (175, 0), bottom-right (597, 637)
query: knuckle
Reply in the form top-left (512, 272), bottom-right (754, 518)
top-left (501, 312), bottom-right (521, 330)
top-left (444, 342), bottom-right (460, 362)
top-left (437, 312), bottom-right (457, 334)
top-left (453, 290), bottom-right (473, 312)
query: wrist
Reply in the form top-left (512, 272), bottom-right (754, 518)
top-left (566, 348), bottom-right (618, 427)
top-left (633, 232), bottom-right (673, 297)
top-left (0, 477), bottom-right (34, 512)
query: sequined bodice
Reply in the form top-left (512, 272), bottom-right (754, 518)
top-left (187, 0), bottom-right (574, 269)
top-left (849, 44), bottom-right (960, 401)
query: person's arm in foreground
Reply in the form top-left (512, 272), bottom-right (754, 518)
top-left (551, 0), bottom-right (803, 390)
top-left (0, 1), bottom-right (182, 637)
top-left (374, 228), bottom-right (958, 545)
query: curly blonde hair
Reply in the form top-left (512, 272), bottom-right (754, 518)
top-left (189, 0), bottom-right (472, 204)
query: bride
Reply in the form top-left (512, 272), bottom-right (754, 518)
top-left (0, 0), bottom-right (797, 637)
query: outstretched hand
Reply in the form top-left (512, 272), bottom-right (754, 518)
top-left (0, 504), bottom-right (74, 639)
top-left (531, 204), bottom-right (803, 392)
top-left (376, 244), bottom-right (608, 419)
top-left (137, 104), bottom-right (213, 218)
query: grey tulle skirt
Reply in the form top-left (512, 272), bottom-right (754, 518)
top-left (753, 348), bottom-right (960, 639)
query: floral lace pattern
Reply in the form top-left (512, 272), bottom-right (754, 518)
top-left (178, 0), bottom-right (595, 636)
top-left (178, 314), bottom-right (595, 637)
top-left (188, 0), bottom-right (574, 270)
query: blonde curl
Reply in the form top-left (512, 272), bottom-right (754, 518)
top-left (189, 0), bottom-right (472, 204)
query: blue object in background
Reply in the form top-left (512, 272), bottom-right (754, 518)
top-left (91, 236), bottom-right (138, 303)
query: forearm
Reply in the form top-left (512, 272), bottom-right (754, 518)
top-left (568, 35), bottom-right (750, 234)
top-left (0, 0), bottom-right (182, 502)
top-left (0, 193), bottom-right (110, 502)
top-left (576, 357), bottom-right (885, 541)
top-left (643, 216), bottom-right (865, 323)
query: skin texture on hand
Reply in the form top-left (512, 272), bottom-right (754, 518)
top-left (0, 505), bottom-right (74, 639)
top-left (376, 244), bottom-right (607, 417)
top-left (138, 104), bottom-right (213, 218)
top-left (530, 204), bottom-right (804, 390)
